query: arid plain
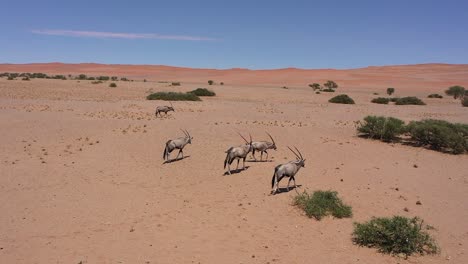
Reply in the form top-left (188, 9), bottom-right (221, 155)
top-left (0, 63), bottom-right (467, 264)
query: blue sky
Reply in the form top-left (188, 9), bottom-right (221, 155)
top-left (0, 0), bottom-right (467, 69)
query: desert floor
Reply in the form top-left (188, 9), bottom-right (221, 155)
top-left (0, 72), bottom-right (467, 263)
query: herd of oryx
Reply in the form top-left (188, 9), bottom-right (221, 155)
top-left (157, 103), bottom-right (305, 195)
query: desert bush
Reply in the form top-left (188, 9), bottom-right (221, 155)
top-left (373, 92), bottom-right (379, 95)
top-left (189, 88), bottom-right (216, 96)
top-left (324, 80), bottom-right (338, 89)
top-left (389, 97), bottom-right (399, 102)
top-left (357, 116), bottom-right (405, 142)
top-left (109, 83), bottom-right (117, 88)
top-left (77, 74), bottom-right (87, 80)
top-left (353, 216), bottom-right (439, 256)
top-left (316, 91), bottom-right (321, 94)
top-left (309, 83), bottom-right (321, 90)
top-left (405, 119), bottom-right (468, 154)
top-left (329, 94), bottom-right (355, 104)
top-left (87, 77), bottom-right (96, 80)
top-left (428, 94), bottom-right (443, 98)
top-left (293, 190), bottom-right (352, 220)
top-left (91, 81), bottom-right (103, 84)
top-left (462, 97), bottom-right (468, 107)
top-left (387, 87), bottom-right (395, 96)
top-left (321, 88), bottom-right (335, 92)
top-left (220, 82), bottom-right (224, 85)
top-left (146, 92), bottom-right (201, 101)
top-left (445, 85), bottom-right (465, 99)
top-left (97, 76), bottom-right (110, 81)
top-left (282, 86), bottom-right (288, 89)
top-left (395, 97), bottom-right (425, 105)
top-left (111, 76), bottom-right (118, 81)
top-left (171, 82), bottom-right (181, 86)
top-left (143, 79), bottom-right (147, 82)
top-left (371, 97), bottom-right (390, 104)
top-left (208, 80), bottom-right (214, 85)
top-left (121, 77), bottom-right (128, 81)
top-left (7, 76), bottom-right (14, 80)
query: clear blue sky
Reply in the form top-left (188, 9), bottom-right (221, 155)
top-left (1, 0), bottom-right (467, 69)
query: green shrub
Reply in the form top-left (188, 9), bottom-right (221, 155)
top-left (109, 83), bottom-right (117, 88)
top-left (189, 88), bottom-right (216, 96)
top-left (121, 77), bottom-right (129, 81)
top-left (405, 119), bottom-right (468, 154)
top-left (171, 82), bottom-right (181, 86)
top-left (389, 97), bottom-right (400, 102)
top-left (395, 97), bottom-right (425, 105)
top-left (321, 88), bottom-right (335, 92)
top-left (87, 77), bottom-right (96, 80)
top-left (387, 87), bottom-right (395, 96)
top-left (293, 191), bottom-right (352, 220)
top-left (77, 74), bottom-right (87, 80)
top-left (445, 85), bottom-right (465, 99)
top-left (309, 83), bottom-right (321, 90)
top-left (7, 76), bottom-right (14, 80)
top-left (428, 94), bottom-right (443, 99)
top-left (462, 97), bottom-right (468, 107)
top-left (353, 216), bottom-right (439, 256)
top-left (208, 80), bottom-right (214, 85)
top-left (146, 92), bottom-right (201, 101)
top-left (329, 94), bottom-right (355, 104)
top-left (371, 97), bottom-right (390, 104)
top-left (97, 76), bottom-right (110, 81)
top-left (91, 81), bottom-right (103, 84)
top-left (220, 82), bottom-right (224, 85)
top-left (315, 91), bottom-right (321, 94)
top-left (324, 80), bottom-right (338, 89)
top-left (111, 76), bottom-right (118, 81)
top-left (357, 116), bottom-right (405, 141)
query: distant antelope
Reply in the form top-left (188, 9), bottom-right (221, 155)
top-left (155, 102), bottom-right (175, 117)
top-left (252, 132), bottom-right (277, 161)
top-left (163, 129), bottom-right (193, 161)
top-left (224, 133), bottom-right (253, 175)
top-left (271, 146), bottom-right (306, 195)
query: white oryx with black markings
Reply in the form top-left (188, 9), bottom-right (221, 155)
top-left (251, 132), bottom-right (277, 161)
top-left (163, 129), bottom-right (193, 161)
top-left (224, 133), bottom-right (253, 175)
top-left (271, 146), bottom-right (306, 195)
top-left (155, 102), bottom-right (175, 117)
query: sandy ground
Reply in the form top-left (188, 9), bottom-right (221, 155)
top-left (0, 64), bottom-right (467, 264)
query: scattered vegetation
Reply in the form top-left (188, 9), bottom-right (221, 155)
top-left (220, 82), bottom-right (224, 85)
top-left (387, 87), bottom-right (395, 96)
top-left (389, 97), bottom-right (400, 102)
top-left (22, 76), bottom-right (30, 81)
top-left (146, 92), bottom-right (201, 101)
top-left (462, 97), bottom-right (468, 107)
top-left (445, 85), bottom-right (465, 99)
top-left (309, 83), bottom-right (321, 90)
top-left (329, 94), bottom-right (355, 104)
top-left (353, 216), bottom-right (439, 256)
top-left (324, 80), bottom-right (338, 90)
top-left (77, 74), bottom-right (88, 80)
top-left (428, 94), bottom-right (443, 98)
top-left (109, 83), bottom-right (117, 88)
top-left (189, 88), bottom-right (216, 96)
top-left (91, 81), bottom-right (103, 84)
top-left (406, 119), bottom-right (468, 154)
top-left (373, 92), bottom-right (379, 95)
top-left (395, 97), bottom-right (426, 105)
top-left (97, 76), bottom-right (110, 81)
top-left (357, 116), bottom-right (405, 142)
top-left (208, 80), bottom-right (214, 85)
top-left (121, 77), bottom-right (129, 81)
top-left (7, 76), bottom-right (15, 80)
top-left (321, 88), bottom-right (335, 92)
top-left (371, 97), bottom-right (390, 104)
top-left (171, 82), bottom-right (181, 86)
top-left (293, 191), bottom-right (352, 220)
top-left (315, 91), bottom-right (321, 94)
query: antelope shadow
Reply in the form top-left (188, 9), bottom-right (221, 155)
top-left (163, 155), bottom-right (190, 164)
top-left (223, 166), bottom-right (250, 176)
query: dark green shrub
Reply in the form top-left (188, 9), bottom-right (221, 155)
top-left (109, 83), bottom-right (117, 88)
top-left (171, 82), bottom-right (181, 86)
top-left (121, 77), bottom-right (128, 81)
top-left (395, 97), bottom-right (425, 105)
top-left (77, 74), bottom-right (87, 80)
top-left (220, 82), bottom-right (224, 85)
top-left (321, 88), bottom-right (335, 92)
top-left (315, 91), bottom-right (321, 94)
top-left (329, 94), bottom-right (355, 104)
top-left (445, 85), bottom-right (465, 99)
top-left (387, 87), bottom-right (395, 96)
top-left (428, 94), bottom-right (443, 98)
top-left (357, 116), bottom-right (405, 141)
top-left (324, 80), bottom-right (338, 89)
top-left (208, 80), bottom-right (214, 85)
top-left (371, 97), bottom-right (390, 104)
top-left (97, 76), bottom-right (110, 81)
top-left (7, 76), bottom-right (14, 80)
top-left (146, 92), bottom-right (201, 101)
top-left (389, 97), bottom-right (399, 102)
top-left (353, 216), bottom-right (439, 256)
top-left (91, 81), bottom-right (103, 84)
top-left (87, 77), bottom-right (96, 80)
top-left (111, 76), bottom-right (118, 81)
top-left (309, 83), bottom-right (321, 90)
top-left (293, 191), bottom-right (352, 220)
top-left (462, 97), bottom-right (468, 107)
top-left (405, 119), bottom-right (468, 154)
top-left (189, 88), bottom-right (216, 96)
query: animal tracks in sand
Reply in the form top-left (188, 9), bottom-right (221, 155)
top-left (212, 120), bottom-right (312, 127)
top-left (113, 124), bottom-right (149, 134)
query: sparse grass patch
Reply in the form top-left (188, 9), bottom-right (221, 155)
top-left (171, 82), bottom-right (181, 86)
top-left (109, 83), bottom-right (117, 88)
top-left (353, 216), bottom-right (439, 257)
top-left (357, 116), bottom-right (405, 142)
top-left (329, 94), bottom-right (355, 104)
top-left (321, 88), bottom-right (335, 92)
top-left (91, 81), bottom-right (103, 84)
top-left (428, 94), bottom-right (443, 98)
top-left (293, 190), bottom-right (352, 220)
top-left (462, 97), bottom-right (468, 107)
top-left (189, 88), bottom-right (216, 96)
top-left (371, 97), bottom-right (390, 104)
top-left (395, 97), bottom-right (425, 105)
top-left (389, 97), bottom-right (399, 102)
top-left (146, 92), bottom-right (201, 101)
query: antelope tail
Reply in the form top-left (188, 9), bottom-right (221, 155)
top-left (272, 165), bottom-right (280, 188)
top-left (163, 140), bottom-right (171, 159)
top-left (224, 152), bottom-right (229, 169)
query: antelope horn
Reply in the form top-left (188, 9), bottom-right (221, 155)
top-left (249, 133), bottom-right (252, 143)
top-left (287, 146), bottom-right (300, 159)
top-left (185, 129), bottom-right (191, 138)
top-left (237, 132), bottom-right (249, 144)
top-left (294, 146), bottom-right (304, 160)
top-left (180, 129), bottom-right (188, 137)
top-left (266, 132), bottom-right (275, 145)
top-left (169, 101), bottom-right (174, 108)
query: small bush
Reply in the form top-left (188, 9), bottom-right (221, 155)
top-left (353, 216), bottom-right (439, 256)
top-left (395, 97), bottom-right (425, 105)
top-left (189, 88), bottom-right (216, 96)
top-left (462, 97), bottom-right (468, 107)
top-left (321, 88), bottom-right (335, 92)
top-left (146, 92), bottom-right (201, 101)
top-left (387, 87), bottom-right (395, 96)
top-left (309, 83), bottom-right (321, 90)
top-left (121, 77), bottom-right (129, 81)
top-left (87, 77), bottom-right (96, 80)
top-left (109, 83), bottom-right (117, 88)
top-left (208, 80), bottom-right (214, 85)
top-left (324, 80), bottom-right (338, 89)
top-left (282, 86), bottom-right (288, 89)
top-left (220, 82), bottom-right (224, 85)
top-left (91, 81), bottom-right (103, 84)
top-left (7, 76), bottom-right (14, 80)
top-left (445, 85), bottom-right (465, 99)
top-left (389, 97), bottom-right (400, 102)
top-left (357, 116), bottom-right (405, 142)
top-left (329, 94), bottom-right (355, 104)
top-left (428, 94), bottom-right (443, 99)
top-left (405, 119), bottom-right (468, 154)
top-left (293, 191), bottom-right (352, 220)
top-left (315, 91), bottom-right (321, 94)
top-left (371, 97), bottom-right (390, 104)
top-left (171, 82), bottom-right (181, 86)
top-left (373, 92), bottom-right (379, 95)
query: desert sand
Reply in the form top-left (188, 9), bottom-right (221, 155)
top-left (0, 63), bottom-right (467, 264)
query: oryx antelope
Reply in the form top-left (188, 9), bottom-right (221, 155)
top-left (163, 129), bottom-right (193, 161)
top-left (251, 132), bottom-right (277, 161)
top-left (271, 146), bottom-right (306, 195)
top-left (155, 102), bottom-right (175, 117)
top-left (224, 133), bottom-right (253, 175)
